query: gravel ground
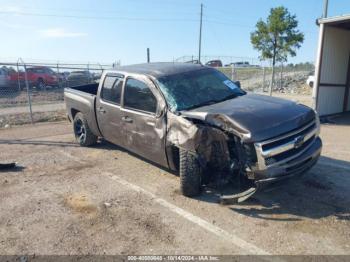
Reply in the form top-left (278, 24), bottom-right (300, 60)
top-left (0, 103), bottom-right (65, 116)
top-left (0, 89), bottom-right (64, 108)
top-left (0, 110), bottom-right (67, 128)
top-left (0, 116), bottom-right (349, 255)
top-left (219, 68), bottom-right (313, 95)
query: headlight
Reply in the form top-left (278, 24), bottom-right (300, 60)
top-left (243, 143), bottom-right (257, 164)
top-left (314, 110), bottom-right (321, 137)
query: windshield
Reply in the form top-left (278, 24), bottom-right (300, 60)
top-left (157, 68), bottom-right (246, 111)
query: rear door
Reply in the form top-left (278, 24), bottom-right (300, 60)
top-left (96, 73), bottom-right (125, 147)
top-left (121, 75), bottom-right (168, 166)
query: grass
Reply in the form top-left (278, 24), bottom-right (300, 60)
top-left (0, 110), bottom-right (67, 128)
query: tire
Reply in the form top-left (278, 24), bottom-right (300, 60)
top-left (179, 148), bottom-right (201, 197)
top-left (36, 78), bottom-right (46, 90)
top-left (73, 112), bottom-right (97, 146)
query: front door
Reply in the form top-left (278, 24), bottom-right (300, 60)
top-left (121, 76), bottom-right (168, 166)
top-left (96, 73), bottom-right (125, 147)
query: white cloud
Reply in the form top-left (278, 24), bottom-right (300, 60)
top-left (3, 5), bottom-right (22, 13)
top-left (38, 28), bottom-right (87, 38)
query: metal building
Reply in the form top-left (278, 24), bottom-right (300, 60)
top-left (313, 15), bottom-right (350, 117)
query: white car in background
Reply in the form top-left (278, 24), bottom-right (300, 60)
top-left (0, 68), bottom-right (11, 88)
top-left (307, 75), bottom-right (315, 88)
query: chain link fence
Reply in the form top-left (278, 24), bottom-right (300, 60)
top-left (174, 55), bottom-right (314, 95)
top-left (0, 57), bottom-right (314, 128)
top-left (0, 60), bottom-right (113, 128)
top-left (218, 65), bottom-right (313, 94)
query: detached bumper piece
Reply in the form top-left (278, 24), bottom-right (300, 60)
top-left (220, 137), bottom-right (322, 204)
top-left (220, 187), bottom-right (257, 204)
top-left (0, 162), bottom-right (16, 170)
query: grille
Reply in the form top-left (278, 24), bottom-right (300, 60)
top-left (262, 122), bottom-right (316, 151)
top-left (255, 119), bottom-right (318, 169)
top-left (264, 135), bottom-right (315, 166)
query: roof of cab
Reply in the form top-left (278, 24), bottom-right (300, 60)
top-left (112, 62), bottom-right (207, 78)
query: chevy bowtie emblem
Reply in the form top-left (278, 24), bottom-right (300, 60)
top-left (294, 135), bottom-right (305, 149)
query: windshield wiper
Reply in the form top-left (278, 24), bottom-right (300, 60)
top-left (216, 93), bottom-right (238, 103)
top-left (184, 93), bottom-right (240, 111)
top-left (185, 100), bottom-right (220, 110)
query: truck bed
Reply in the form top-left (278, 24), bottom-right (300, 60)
top-left (64, 83), bottom-right (101, 137)
top-left (67, 83), bottom-right (99, 95)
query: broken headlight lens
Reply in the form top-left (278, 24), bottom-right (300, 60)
top-left (314, 111), bottom-right (321, 137)
top-left (243, 143), bottom-right (257, 164)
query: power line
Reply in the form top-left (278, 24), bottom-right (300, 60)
top-left (204, 17), bottom-right (254, 28)
top-left (5, 5), bottom-right (199, 17)
top-left (0, 10), bottom-right (264, 28)
top-left (0, 10), bottom-right (319, 34)
top-left (0, 11), bottom-right (198, 22)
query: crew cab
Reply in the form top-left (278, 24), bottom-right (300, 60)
top-left (64, 63), bottom-right (322, 202)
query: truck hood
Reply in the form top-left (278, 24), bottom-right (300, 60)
top-left (180, 93), bottom-right (315, 142)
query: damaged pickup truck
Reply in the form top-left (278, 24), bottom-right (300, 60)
top-left (64, 63), bottom-right (322, 202)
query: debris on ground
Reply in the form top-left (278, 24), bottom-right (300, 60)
top-left (0, 162), bottom-right (16, 170)
top-left (220, 187), bottom-right (257, 204)
top-left (104, 202), bottom-right (112, 208)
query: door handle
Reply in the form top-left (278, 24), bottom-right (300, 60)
top-left (122, 116), bottom-right (133, 123)
top-left (146, 121), bottom-right (155, 127)
top-left (98, 107), bottom-right (106, 114)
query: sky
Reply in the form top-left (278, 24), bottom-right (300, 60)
top-left (1, 0), bottom-right (350, 65)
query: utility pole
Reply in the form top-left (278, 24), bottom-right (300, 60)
top-left (198, 3), bottom-right (203, 63)
top-left (147, 48), bottom-right (150, 63)
top-left (323, 0), bottom-right (329, 18)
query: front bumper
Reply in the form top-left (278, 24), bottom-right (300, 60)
top-left (252, 137), bottom-right (322, 188)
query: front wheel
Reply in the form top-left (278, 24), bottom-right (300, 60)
top-left (73, 112), bottom-right (97, 146)
top-left (36, 78), bottom-right (46, 90)
top-left (179, 149), bottom-right (202, 197)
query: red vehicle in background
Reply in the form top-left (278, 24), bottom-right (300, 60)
top-left (10, 66), bottom-right (60, 90)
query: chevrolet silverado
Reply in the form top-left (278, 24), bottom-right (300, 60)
top-left (64, 63), bottom-right (322, 202)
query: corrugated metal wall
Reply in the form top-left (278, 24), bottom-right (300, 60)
top-left (317, 26), bottom-right (350, 115)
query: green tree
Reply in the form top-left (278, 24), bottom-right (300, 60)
top-left (251, 6), bottom-right (304, 95)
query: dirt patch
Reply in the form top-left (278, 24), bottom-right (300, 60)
top-left (58, 162), bottom-right (96, 173)
top-left (64, 193), bottom-right (98, 215)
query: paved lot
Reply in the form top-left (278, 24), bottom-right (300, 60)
top-left (0, 120), bottom-right (349, 255)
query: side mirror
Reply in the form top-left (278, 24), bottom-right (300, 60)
top-left (234, 81), bottom-right (241, 88)
top-left (156, 103), bottom-right (166, 118)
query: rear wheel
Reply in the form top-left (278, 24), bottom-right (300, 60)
top-left (179, 149), bottom-right (202, 197)
top-left (73, 112), bottom-right (97, 146)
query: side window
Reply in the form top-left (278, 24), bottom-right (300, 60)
top-left (35, 68), bottom-right (44, 73)
top-left (124, 78), bottom-right (157, 113)
top-left (101, 75), bottom-right (123, 104)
